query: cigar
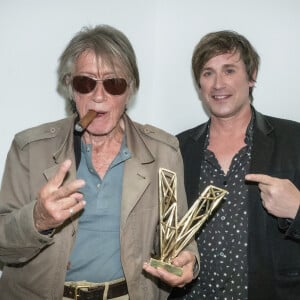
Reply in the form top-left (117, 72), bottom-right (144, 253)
top-left (75, 110), bottom-right (97, 132)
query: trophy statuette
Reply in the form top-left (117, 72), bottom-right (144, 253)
top-left (150, 168), bottom-right (228, 276)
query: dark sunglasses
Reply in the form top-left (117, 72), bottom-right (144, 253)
top-left (72, 76), bottom-right (128, 95)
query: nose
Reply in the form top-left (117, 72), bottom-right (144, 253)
top-left (213, 73), bottom-right (225, 89)
top-left (91, 82), bottom-right (107, 103)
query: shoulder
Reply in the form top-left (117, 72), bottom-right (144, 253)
top-left (258, 112), bottom-right (300, 134)
top-left (266, 115), bottom-right (300, 128)
top-left (14, 116), bottom-right (74, 150)
top-left (176, 122), bottom-right (207, 144)
top-left (254, 111), bottom-right (300, 151)
top-left (133, 121), bottom-right (179, 150)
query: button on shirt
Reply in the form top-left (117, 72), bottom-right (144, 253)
top-left (66, 138), bottom-right (131, 283)
top-left (183, 120), bottom-right (253, 300)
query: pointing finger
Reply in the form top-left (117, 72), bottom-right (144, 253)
top-left (245, 174), bottom-right (273, 185)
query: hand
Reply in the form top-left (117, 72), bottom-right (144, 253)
top-left (34, 159), bottom-right (86, 231)
top-left (143, 251), bottom-right (196, 288)
top-left (245, 173), bottom-right (300, 219)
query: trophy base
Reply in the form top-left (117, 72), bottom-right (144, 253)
top-left (149, 258), bottom-right (183, 276)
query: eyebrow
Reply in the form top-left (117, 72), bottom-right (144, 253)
top-left (202, 63), bottom-right (238, 71)
top-left (222, 63), bottom-right (238, 68)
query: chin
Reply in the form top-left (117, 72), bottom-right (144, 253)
top-left (86, 126), bottom-right (109, 136)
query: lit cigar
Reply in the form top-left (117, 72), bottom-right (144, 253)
top-left (75, 110), bottom-right (97, 132)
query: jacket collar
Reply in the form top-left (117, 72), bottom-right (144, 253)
top-left (123, 114), bottom-right (155, 164)
top-left (250, 109), bottom-right (274, 174)
top-left (52, 114), bottom-right (77, 164)
top-left (70, 112), bottom-right (155, 167)
top-left (189, 106), bottom-right (275, 141)
top-left (254, 109), bottom-right (274, 136)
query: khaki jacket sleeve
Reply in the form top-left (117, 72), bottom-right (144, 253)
top-left (0, 139), bottom-right (53, 264)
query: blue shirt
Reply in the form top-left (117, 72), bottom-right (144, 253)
top-left (66, 138), bottom-right (131, 282)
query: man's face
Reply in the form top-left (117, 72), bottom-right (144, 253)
top-left (198, 51), bottom-right (255, 119)
top-left (72, 50), bottom-right (131, 137)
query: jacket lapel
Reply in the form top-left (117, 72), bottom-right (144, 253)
top-left (121, 158), bottom-right (152, 227)
top-left (247, 110), bottom-right (276, 296)
top-left (179, 123), bottom-right (207, 207)
top-left (250, 110), bottom-right (274, 174)
top-left (120, 115), bottom-right (155, 227)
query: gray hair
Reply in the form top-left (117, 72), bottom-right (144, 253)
top-left (57, 24), bottom-right (140, 104)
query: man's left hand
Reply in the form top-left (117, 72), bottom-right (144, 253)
top-left (245, 173), bottom-right (300, 219)
top-left (143, 250), bottom-right (196, 288)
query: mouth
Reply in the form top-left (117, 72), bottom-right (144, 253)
top-left (212, 94), bottom-right (230, 101)
top-left (94, 111), bottom-right (107, 118)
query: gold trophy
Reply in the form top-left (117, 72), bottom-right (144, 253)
top-left (150, 168), bottom-right (228, 276)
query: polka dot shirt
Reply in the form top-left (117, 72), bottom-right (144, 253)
top-left (182, 122), bottom-right (253, 300)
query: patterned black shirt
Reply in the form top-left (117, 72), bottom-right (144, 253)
top-left (183, 120), bottom-right (253, 300)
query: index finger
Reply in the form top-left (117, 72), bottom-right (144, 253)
top-left (245, 173), bottom-right (273, 185)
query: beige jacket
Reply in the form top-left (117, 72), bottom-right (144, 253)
top-left (0, 114), bottom-right (199, 300)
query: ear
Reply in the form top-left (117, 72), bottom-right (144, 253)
top-left (249, 70), bottom-right (258, 87)
top-left (64, 74), bottom-right (71, 85)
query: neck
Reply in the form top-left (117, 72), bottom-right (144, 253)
top-left (83, 119), bottom-right (125, 147)
top-left (210, 107), bottom-right (252, 137)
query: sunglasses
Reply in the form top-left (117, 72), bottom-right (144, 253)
top-left (72, 76), bottom-right (128, 95)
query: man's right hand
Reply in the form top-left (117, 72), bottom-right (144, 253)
top-left (33, 159), bottom-right (86, 231)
